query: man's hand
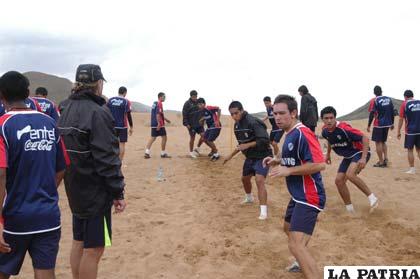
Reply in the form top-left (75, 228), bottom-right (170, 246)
top-left (262, 156), bottom-right (279, 168)
top-left (156, 125), bottom-right (161, 131)
top-left (269, 165), bottom-right (291, 177)
top-left (113, 199), bottom-right (126, 214)
top-left (223, 155), bottom-right (233, 165)
top-left (129, 127), bottom-right (133, 136)
top-left (357, 157), bottom-right (367, 173)
top-left (0, 223), bottom-right (11, 254)
top-left (325, 155), bottom-right (331, 165)
top-left (397, 132), bottom-right (402, 140)
top-left (367, 126), bottom-right (371, 133)
top-left (166, 119), bottom-right (171, 124)
top-left (236, 144), bottom-right (248, 151)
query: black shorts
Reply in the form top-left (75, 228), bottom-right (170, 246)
top-left (73, 209), bottom-right (112, 248)
top-left (0, 229), bottom-right (60, 275)
top-left (270, 129), bottom-right (284, 143)
top-left (284, 199), bottom-right (320, 235)
top-left (372, 127), bottom-right (389, 143)
top-left (151, 127), bottom-right (167, 137)
top-left (204, 128), bottom-right (221, 142)
top-left (115, 128), bottom-right (128, 143)
top-left (189, 126), bottom-right (204, 136)
top-left (404, 134), bottom-right (420, 149)
top-left (242, 158), bottom-right (269, 177)
top-left (338, 152), bottom-right (371, 173)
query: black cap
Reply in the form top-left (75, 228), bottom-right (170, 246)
top-left (75, 64), bottom-right (106, 83)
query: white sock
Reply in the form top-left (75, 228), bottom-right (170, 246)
top-left (345, 204), bottom-right (355, 213)
top-left (260, 205), bottom-right (268, 216)
top-left (145, 149), bottom-right (151, 154)
top-left (246, 193), bottom-right (253, 200)
top-left (368, 193), bottom-right (377, 206)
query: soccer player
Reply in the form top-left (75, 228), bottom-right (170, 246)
top-left (182, 90), bottom-right (204, 158)
top-left (397, 90), bottom-right (420, 174)
top-left (145, 92), bottom-right (171, 159)
top-left (24, 96), bottom-right (42, 112)
top-left (196, 98), bottom-right (221, 161)
top-left (367, 85), bottom-right (394, 167)
top-left (298, 85), bottom-right (318, 133)
top-left (0, 71), bottom-right (68, 278)
top-left (263, 94), bottom-right (325, 279)
top-left (58, 64), bottom-right (126, 279)
top-left (107, 86), bottom-right (134, 161)
top-left (262, 96), bottom-right (284, 155)
top-left (32, 87), bottom-right (60, 122)
top-left (321, 106), bottom-right (379, 213)
top-left (223, 101), bottom-right (271, 220)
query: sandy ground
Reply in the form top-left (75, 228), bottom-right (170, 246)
top-left (18, 112), bottom-right (420, 278)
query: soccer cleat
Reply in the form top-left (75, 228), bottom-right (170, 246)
top-left (190, 152), bottom-right (198, 159)
top-left (210, 154), bottom-right (220, 161)
top-left (286, 261), bottom-right (301, 273)
top-left (258, 214), bottom-right (267, 220)
top-left (160, 153), bottom-right (171, 158)
top-left (208, 151), bottom-right (215, 157)
top-left (369, 198), bottom-right (379, 213)
top-left (373, 162), bottom-right (386, 168)
top-left (241, 196), bottom-right (254, 204)
top-left (193, 148), bottom-right (201, 155)
top-left (405, 168), bottom-right (416, 174)
top-left (144, 153), bottom-right (151, 159)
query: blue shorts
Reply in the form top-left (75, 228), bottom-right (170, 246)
top-left (372, 127), bottom-right (389, 143)
top-left (189, 126), bottom-right (204, 136)
top-left (0, 229), bottom-right (60, 275)
top-left (242, 158), bottom-right (269, 177)
top-left (284, 200), bottom-right (320, 235)
top-left (404, 134), bottom-right (420, 149)
top-left (270, 129), bottom-right (284, 143)
top-left (115, 128), bottom-right (128, 143)
top-left (338, 152), bottom-right (371, 173)
top-left (151, 127), bottom-right (167, 137)
top-left (204, 128), bottom-right (221, 142)
top-left (73, 209), bottom-right (112, 248)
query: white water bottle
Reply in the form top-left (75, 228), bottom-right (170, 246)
top-left (157, 165), bottom-right (165, 182)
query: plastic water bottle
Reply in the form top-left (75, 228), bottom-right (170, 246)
top-left (157, 165), bottom-right (165, 182)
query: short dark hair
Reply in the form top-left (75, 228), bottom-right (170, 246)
top-left (298, 85), bottom-right (309, 95)
top-left (190, 90), bottom-right (198, 97)
top-left (228, 101), bottom-right (243, 111)
top-left (273, 94), bottom-right (298, 113)
top-left (158, 92), bottom-right (165, 98)
top-left (35, 87), bottom-right (48, 96)
top-left (0, 71), bottom-right (30, 102)
top-left (373, 85), bottom-right (382, 96)
top-left (404, 90), bottom-right (414, 98)
top-left (320, 106), bottom-right (337, 118)
top-left (263, 96), bottom-right (271, 102)
top-left (118, 86), bottom-right (127, 95)
top-left (197, 97), bottom-right (206, 104)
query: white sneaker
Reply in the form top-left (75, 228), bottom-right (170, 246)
top-left (369, 198), bottom-right (379, 213)
top-left (241, 197), bottom-right (254, 204)
top-left (258, 214), bottom-right (267, 220)
top-left (405, 168), bottom-right (416, 174)
top-left (190, 152), bottom-right (198, 159)
top-left (193, 148), bottom-right (201, 155)
top-left (286, 261), bottom-right (301, 273)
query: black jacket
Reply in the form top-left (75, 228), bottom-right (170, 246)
top-left (182, 98), bottom-right (202, 128)
top-left (58, 90), bottom-right (125, 218)
top-left (300, 93), bottom-right (319, 127)
top-left (234, 112), bottom-right (272, 159)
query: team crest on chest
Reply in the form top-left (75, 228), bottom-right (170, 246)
top-left (288, 142), bottom-right (294, 151)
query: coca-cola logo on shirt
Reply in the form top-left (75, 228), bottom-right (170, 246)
top-left (16, 125), bottom-right (55, 151)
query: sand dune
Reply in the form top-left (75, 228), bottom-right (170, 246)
top-left (18, 112), bottom-right (420, 278)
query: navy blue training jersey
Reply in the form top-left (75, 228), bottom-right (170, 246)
top-left (202, 106), bottom-right (221, 128)
top-left (266, 106), bottom-right (280, 131)
top-left (368, 96), bottom-right (394, 128)
top-left (24, 97), bottom-right (42, 112)
top-left (400, 99), bottom-right (420, 135)
top-left (281, 123), bottom-right (326, 210)
top-left (151, 101), bottom-right (165, 128)
top-left (33, 97), bottom-right (60, 122)
top-left (321, 121), bottom-right (366, 158)
top-left (0, 110), bottom-right (69, 234)
top-left (107, 96), bottom-right (132, 128)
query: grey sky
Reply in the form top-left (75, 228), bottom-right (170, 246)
top-left (1, 0), bottom-right (419, 115)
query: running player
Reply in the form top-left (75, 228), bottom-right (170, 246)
top-left (321, 106), bottom-right (379, 213)
top-left (367, 86), bottom-right (394, 167)
top-left (0, 71), bottom-right (68, 278)
top-left (397, 90), bottom-right (420, 174)
top-left (182, 90), bottom-right (204, 158)
top-left (197, 98), bottom-right (221, 161)
top-left (32, 87), bottom-right (60, 122)
top-left (263, 94), bottom-right (325, 278)
top-left (145, 92), bottom-right (171, 159)
top-left (262, 96), bottom-right (284, 155)
top-left (107, 86), bottom-right (133, 161)
top-left (224, 101), bottom-right (271, 220)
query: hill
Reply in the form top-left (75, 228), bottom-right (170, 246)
top-left (338, 97), bottom-right (403, 121)
top-left (23, 71), bottom-right (150, 112)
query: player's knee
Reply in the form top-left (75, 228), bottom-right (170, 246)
top-left (346, 171), bottom-right (357, 181)
top-left (335, 177), bottom-right (345, 186)
top-left (83, 247), bottom-right (105, 262)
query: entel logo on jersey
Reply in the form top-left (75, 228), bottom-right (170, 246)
top-left (378, 98), bottom-right (390, 106)
top-left (38, 102), bottom-right (51, 111)
top-left (408, 103), bottom-right (420, 111)
top-left (17, 125), bottom-right (56, 151)
top-left (111, 99), bottom-right (124, 106)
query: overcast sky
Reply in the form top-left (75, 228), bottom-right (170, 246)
top-left (1, 0), bottom-right (419, 115)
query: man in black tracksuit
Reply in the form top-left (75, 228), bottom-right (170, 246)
top-left (182, 90), bottom-right (204, 158)
top-left (298, 85), bottom-right (319, 133)
top-left (224, 101), bottom-right (272, 220)
top-left (58, 64), bottom-right (126, 279)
